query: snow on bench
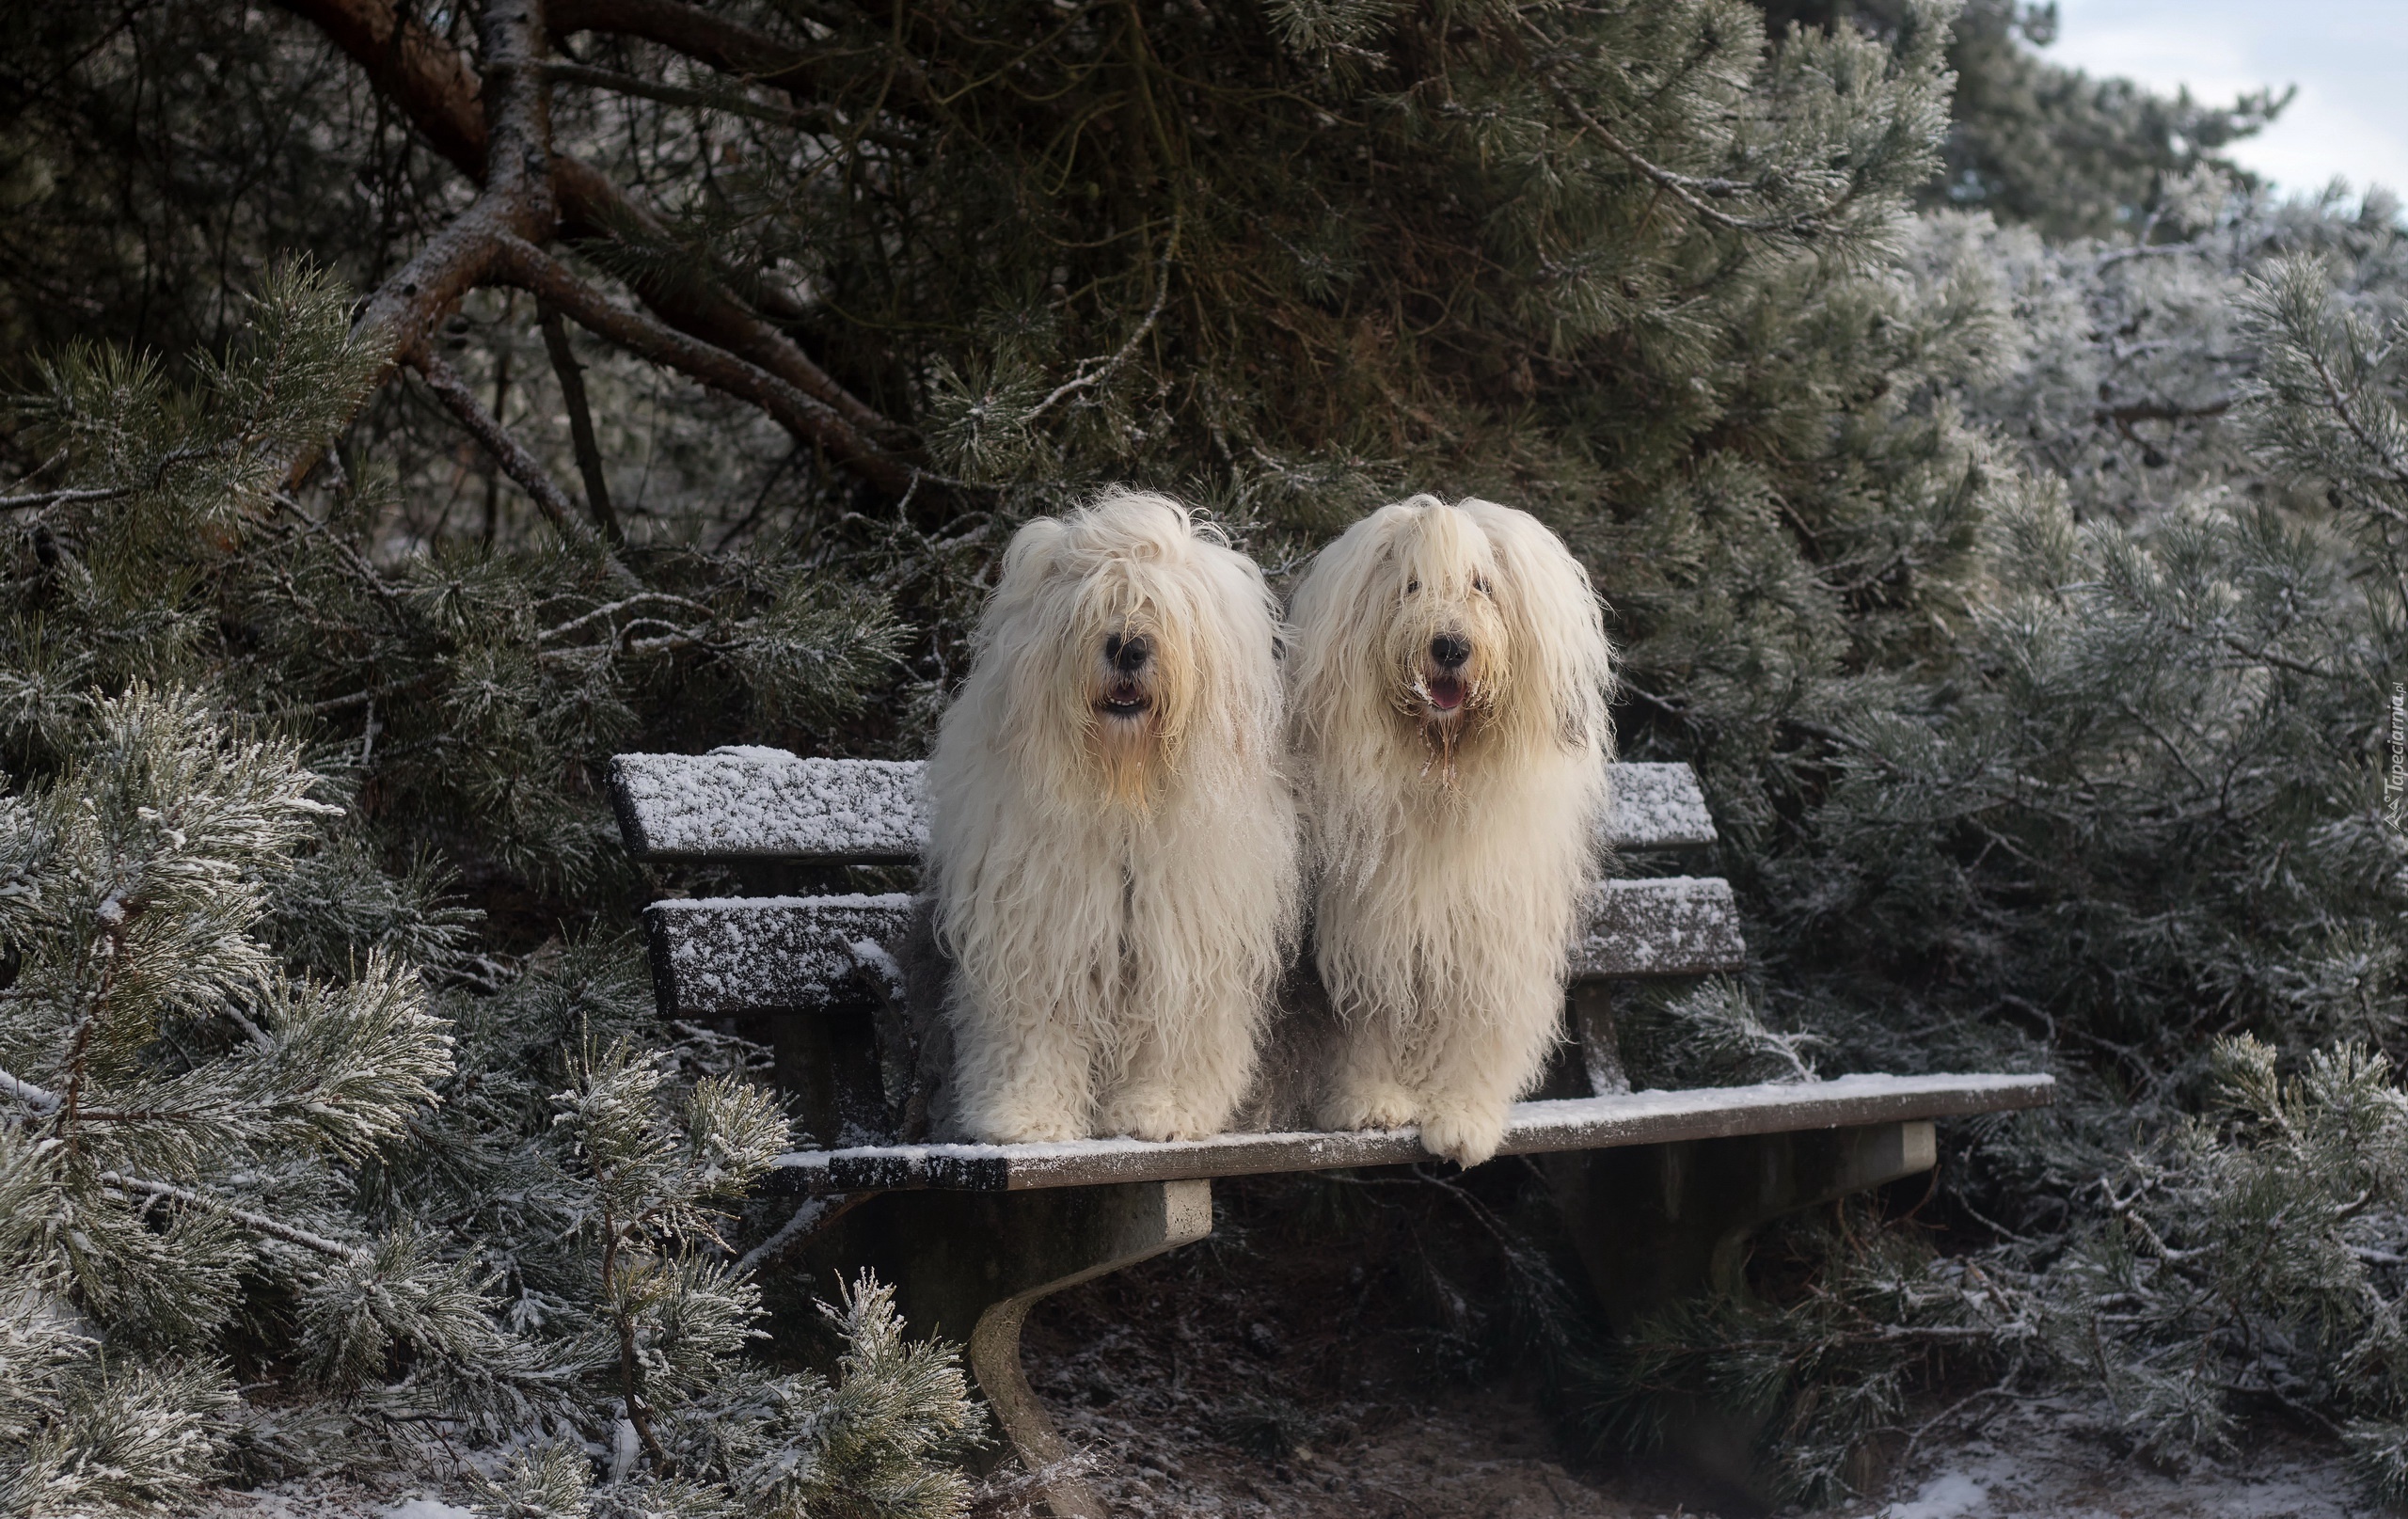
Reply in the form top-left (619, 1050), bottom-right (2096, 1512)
top-left (646, 878), bottom-right (1748, 1018)
top-left (768, 1072), bottom-right (2057, 1192)
top-left (610, 749), bottom-right (1719, 861)
top-left (643, 893), bottom-right (915, 1018)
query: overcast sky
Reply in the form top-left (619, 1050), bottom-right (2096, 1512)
top-left (2045, 0), bottom-right (2408, 199)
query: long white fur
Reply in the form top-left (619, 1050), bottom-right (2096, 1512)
top-left (1288, 494), bottom-right (1615, 1166)
top-left (926, 489), bottom-right (1300, 1143)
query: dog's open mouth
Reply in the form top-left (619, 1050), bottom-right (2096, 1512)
top-left (1098, 682), bottom-right (1151, 717)
top-left (1422, 673), bottom-right (1467, 714)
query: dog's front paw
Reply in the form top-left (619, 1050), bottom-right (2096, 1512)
top-left (1417, 1102), bottom-right (1507, 1168)
top-left (1098, 1088), bottom-right (1196, 1142)
top-left (1319, 1083), bottom-right (1418, 1132)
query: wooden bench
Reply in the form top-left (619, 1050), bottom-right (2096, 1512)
top-left (612, 747), bottom-right (2052, 1515)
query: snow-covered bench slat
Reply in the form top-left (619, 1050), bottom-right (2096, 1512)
top-left (769, 1072), bottom-right (2055, 1192)
top-left (1570, 876), bottom-right (1745, 980)
top-left (610, 749), bottom-right (1719, 861)
top-left (644, 877), bottom-right (1744, 1018)
top-left (643, 893), bottom-right (913, 1019)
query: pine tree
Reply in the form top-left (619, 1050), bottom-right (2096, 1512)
top-left (1755, 0), bottom-right (2288, 238)
top-left (0, 266), bottom-right (982, 1511)
top-left (1574, 186), bottom-right (2407, 1499)
top-left (0, 684), bottom-right (461, 1511)
top-left (0, 681), bottom-right (986, 1515)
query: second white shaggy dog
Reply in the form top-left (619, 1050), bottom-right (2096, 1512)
top-left (1288, 494), bottom-right (1616, 1166)
top-left (926, 490), bottom-right (1299, 1144)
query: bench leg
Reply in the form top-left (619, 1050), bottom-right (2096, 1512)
top-left (1545, 1120), bottom-right (1936, 1495)
top-left (833, 1179), bottom-right (1214, 1518)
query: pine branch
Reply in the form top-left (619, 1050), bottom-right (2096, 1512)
top-left (543, 60), bottom-right (915, 149)
top-left (733, 1192), bottom-right (868, 1277)
top-left (1022, 212), bottom-right (1180, 426)
top-left (548, 0), bottom-right (894, 101)
top-left (280, 0), bottom-right (927, 498)
top-left (535, 591), bottom-right (714, 643)
top-left (1538, 75), bottom-right (1854, 239)
top-left (0, 485), bottom-right (133, 511)
top-left (268, 0), bottom-right (488, 172)
top-left (475, 0), bottom-right (555, 223)
top-left (0, 1066), bottom-right (62, 1114)
top-left (485, 234), bottom-right (931, 496)
top-left (410, 347), bottom-right (591, 540)
top-left (537, 301), bottom-right (622, 541)
top-left (100, 1171), bottom-right (371, 1263)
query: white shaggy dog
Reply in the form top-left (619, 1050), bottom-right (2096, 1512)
top-left (1288, 494), bottom-right (1616, 1167)
top-left (925, 490), bottom-right (1300, 1144)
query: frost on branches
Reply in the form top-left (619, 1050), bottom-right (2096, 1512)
top-left (0, 689), bottom-right (981, 1518)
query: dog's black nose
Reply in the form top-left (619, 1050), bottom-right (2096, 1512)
top-left (1107, 634), bottom-right (1151, 672)
top-left (1430, 634), bottom-right (1471, 670)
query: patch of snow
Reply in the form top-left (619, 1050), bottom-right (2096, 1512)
top-left (1841, 1399), bottom-right (2369, 1519)
top-left (385, 1501), bottom-right (480, 1519)
top-left (1879, 1473), bottom-right (1989, 1519)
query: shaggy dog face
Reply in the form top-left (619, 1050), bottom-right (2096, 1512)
top-left (1370, 501), bottom-right (1513, 778)
top-left (1288, 494), bottom-right (1615, 1166)
top-left (925, 490), bottom-right (1300, 1144)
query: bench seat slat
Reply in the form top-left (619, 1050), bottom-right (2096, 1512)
top-left (646, 876), bottom-right (1749, 1017)
top-left (611, 749), bottom-right (1719, 862)
top-left (768, 1071), bottom-right (2055, 1192)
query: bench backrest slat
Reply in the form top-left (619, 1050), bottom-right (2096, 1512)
top-left (648, 876), bottom-right (1743, 1019)
top-left (610, 750), bottom-right (1719, 862)
top-left (646, 894), bottom-right (916, 1019)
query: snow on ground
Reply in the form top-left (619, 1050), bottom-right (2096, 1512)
top-left (194, 1479), bottom-right (482, 1518)
top-left (1844, 1400), bottom-right (2370, 1519)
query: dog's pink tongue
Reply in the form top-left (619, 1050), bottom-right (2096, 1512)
top-left (1427, 676), bottom-right (1465, 711)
